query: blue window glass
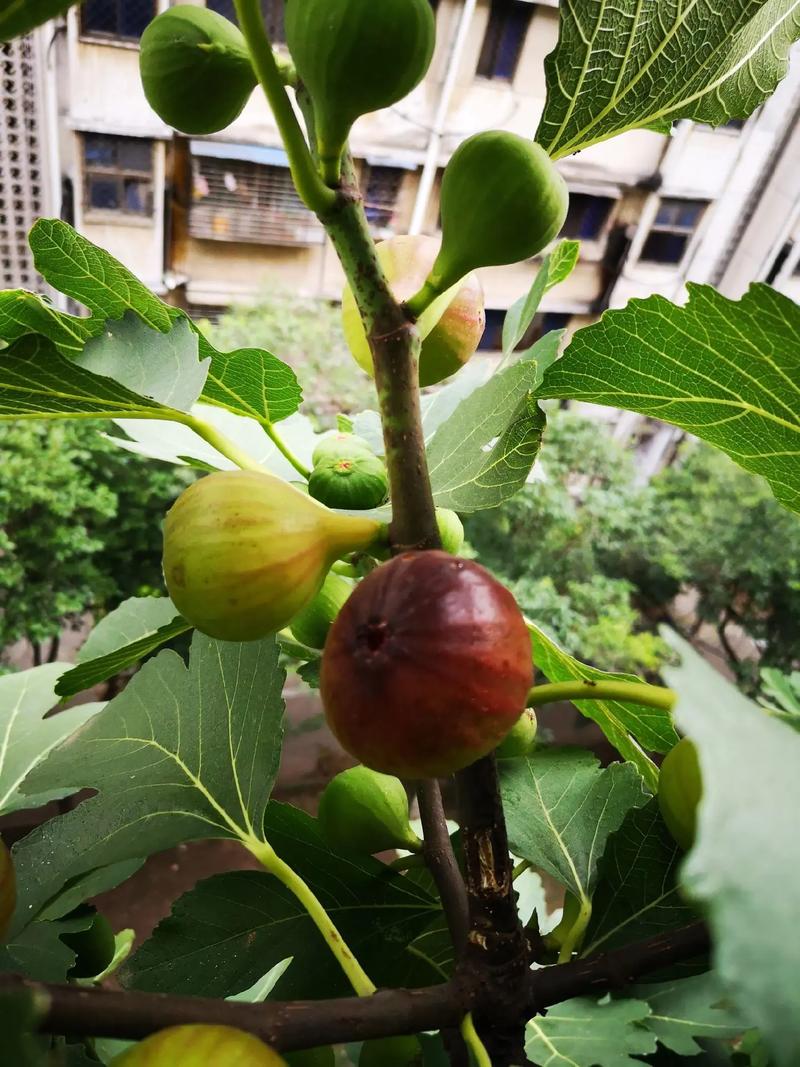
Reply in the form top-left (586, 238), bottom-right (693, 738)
top-left (477, 1), bottom-right (533, 81)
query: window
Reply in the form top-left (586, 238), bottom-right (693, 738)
top-left (478, 309), bottom-right (570, 352)
top-left (207, 0), bottom-right (285, 42)
top-left (190, 155), bottom-right (322, 245)
top-left (362, 165), bottom-right (405, 232)
top-left (81, 0), bottom-right (155, 40)
top-left (639, 198), bottom-right (707, 265)
top-left (477, 0), bottom-right (534, 81)
top-left (562, 194), bottom-right (615, 241)
top-left (83, 134), bottom-right (153, 217)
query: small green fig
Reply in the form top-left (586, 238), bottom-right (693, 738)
top-left (658, 737), bottom-right (702, 852)
top-left (309, 454), bottom-right (389, 511)
top-left (410, 132), bottom-right (568, 309)
top-left (61, 906), bottom-right (117, 979)
top-left (359, 1036), bottom-right (423, 1067)
top-left (0, 837), bottom-right (15, 943)
top-left (435, 508), bottom-right (464, 555)
top-left (321, 552), bottom-right (533, 778)
top-left (496, 709), bottom-right (538, 758)
top-left (139, 6), bottom-right (257, 135)
top-left (312, 432), bottom-right (375, 468)
top-left (112, 1025), bottom-right (286, 1065)
top-left (318, 766), bottom-right (422, 855)
top-left (285, 1049), bottom-right (336, 1067)
top-left (342, 236), bottom-right (485, 386)
top-left (285, 0), bottom-right (435, 181)
top-left (290, 572), bottom-right (354, 649)
top-left (163, 470), bottom-right (383, 642)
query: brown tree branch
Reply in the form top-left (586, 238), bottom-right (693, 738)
top-left (416, 779), bottom-right (469, 954)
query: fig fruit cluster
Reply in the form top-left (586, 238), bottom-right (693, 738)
top-left (321, 551), bottom-right (533, 778)
top-left (658, 737), bottom-right (702, 851)
top-left (163, 470), bottom-right (382, 642)
top-left (140, 6), bottom-right (257, 134)
top-left (318, 766), bottom-right (422, 855)
top-left (113, 1025), bottom-right (286, 1065)
top-left (342, 235), bottom-right (486, 387)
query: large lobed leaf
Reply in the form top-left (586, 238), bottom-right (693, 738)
top-left (664, 630), bottom-right (800, 1067)
top-left (538, 0), bottom-right (800, 158)
top-left (538, 284), bottom-right (800, 516)
top-left (10, 633), bottom-right (285, 932)
top-left (525, 996), bottom-right (656, 1066)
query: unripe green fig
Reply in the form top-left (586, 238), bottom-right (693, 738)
top-left (61, 906), bottom-right (117, 979)
top-left (139, 6), bottom-right (257, 135)
top-left (322, 552), bottom-right (533, 778)
top-left (658, 737), bottom-right (702, 852)
top-left (342, 236), bottom-right (485, 387)
top-left (309, 454), bottom-right (389, 511)
top-left (318, 766), bottom-right (422, 855)
top-left (0, 837), bottom-right (15, 943)
top-left (112, 1025), bottom-right (286, 1065)
top-left (290, 572), bottom-right (354, 649)
top-left (163, 470), bottom-right (382, 642)
top-left (411, 132), bottom-right (568, 309)
top-left (435, 508), bottom-right (464, 555)
top-left (285, 0), bottom-right (435, 182)
top-left (359, 1036), bottom-right (423, 1067)
top-left (312, 432), bottom-right (375, 468)
top-left (285, 1049), bottom-right (335, 1067)
top-left (496, 709), bottom-right (538, 758)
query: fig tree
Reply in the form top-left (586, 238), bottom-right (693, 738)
top-left (163, 470), bottom-right (383, 642)
top-left (435, 508), bottom-right (464, 555)
top-left (140, 6), bottom-right (257, 135)
top-left (321, 551), bottom-right (533, 778)
top-left (285, 0), bottom-right (435, 182)
top-left (318, 766), bottom-right (422, 855)
top-left (496, 709), bottom-right (538, 758)
top-left (312, 432), bottom-right (375, 468)
top-left (410, 132), bottom-right (568, 309)
top-left (309, 454), bottom-right (389, 511)
top-left (658, 737), bottom-right (702, 851)
top-left (290, 572), bottom-right (354, 649)
top-left (359, 1036), bottom-right (423, 1066)
top-left (0, 837), bottom-right (15, 943)
top-left (112, 1025), bottom-right (286, 1065)
top-left (342, 235), bottom-right (485, 386)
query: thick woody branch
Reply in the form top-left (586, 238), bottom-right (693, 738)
top-left (417, 779), bottom-right (469, 954)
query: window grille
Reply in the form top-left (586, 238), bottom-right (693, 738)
top-left (562, 194), bottom-right (615, 241)
top-left (362, 165), bottom-right (405, 233)
top-left (82, 0), bottom-right (156, 40)
top-left (206, 0), bottom-right (285, 42)
top-left (83, 133), bottom-right (154, 217)
top-left (640, 198), bottom-right (708, 265)
top-left (477, 0), bottom-right (534, 81)
top-left (0, 37), bottom-right (46, 292)
top-left (190, 155), bottom-right (323, 246)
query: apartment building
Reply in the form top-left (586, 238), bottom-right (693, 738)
top-left (3, 0), bottom-right (800, 357)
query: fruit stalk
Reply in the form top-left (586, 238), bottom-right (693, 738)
top-left (527, 680), bottom-right (676, 712)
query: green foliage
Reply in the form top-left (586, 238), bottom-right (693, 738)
top-left (0, 420), bottom-right (189, 654)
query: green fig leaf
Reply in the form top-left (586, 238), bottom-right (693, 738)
top-left (664, 630), bottom-right (800, 1067)
top-left (637, 972), bottom-right (750, 1056)
top-left (0, 918), bottom-right (77, 982)
top-left (0, 664), bottom-right (105, 815)
top-left (55, 597), bottom-right (191, 698)
top-left (0, 0), bottom-right (78, 41)
top-left (10, 634), bottom-right (285, 933)
top-left (538, 0), bottom-right (800, 158)
top-left (122, 803), bottom-right (439, 999)
top-left (36, 860), bottom-right (145, 924)
top-left (501, 240), bottom-right (580, 360)
top-left (538, 283), bottom-right (800, 517)
top-left (527, 621), bottom-right (672, 792)
top-left (525, 997), bottom-right (656, 1067)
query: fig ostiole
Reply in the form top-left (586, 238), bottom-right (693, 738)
top-left (359, 1035), bottom-right (424, 1067)
top-left (318, 766), bottom-right (422, 855)
top-left (658, 737), bottom-right (702, 852)
top-left (321, 551), bottom-right (533, 779)
top-left (408, 132), bottom-right (568, 313)
top-left (290, 571), bottom-right (354, 650)
top-left (0, 837), bottom-right (15, 943)
top-left (139, 6), bottom-right (257, 135)
top-left (112, 1024), bottom-right (286, 1065)
top-left (312, 432), bottom-right (376, 468)
top-left (162, 470), bottom-right (383, 642)
top-left (309, 453), bottom-right (389, 511)
top-left (285, 0), bottom-right (435, 183)
top-left (496, 709), bottom-right (538, 759)
top-left (342, 235), bottom-right (485, 387)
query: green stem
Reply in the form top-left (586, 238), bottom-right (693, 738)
top-left (460, 1012), bottom-right (492, 1067)
top-left (264, 422), bottom-right (310, 478)
top-left (528, 680), bottom-right (676, 712)
top-left (405, 277), bottom-right (445, 320)
top-left (512, 859), bottom-right (531, 881)
top-left (233, 0), bottom-right (335, 216)
top-left (331, 561), bottom-right (359, 578)
top-left (557, 896), bottom-right (592, 964)
top-left (247, 838), bottom-right (377, 997)
top-left (180, 413), bottom-right (266, 472)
